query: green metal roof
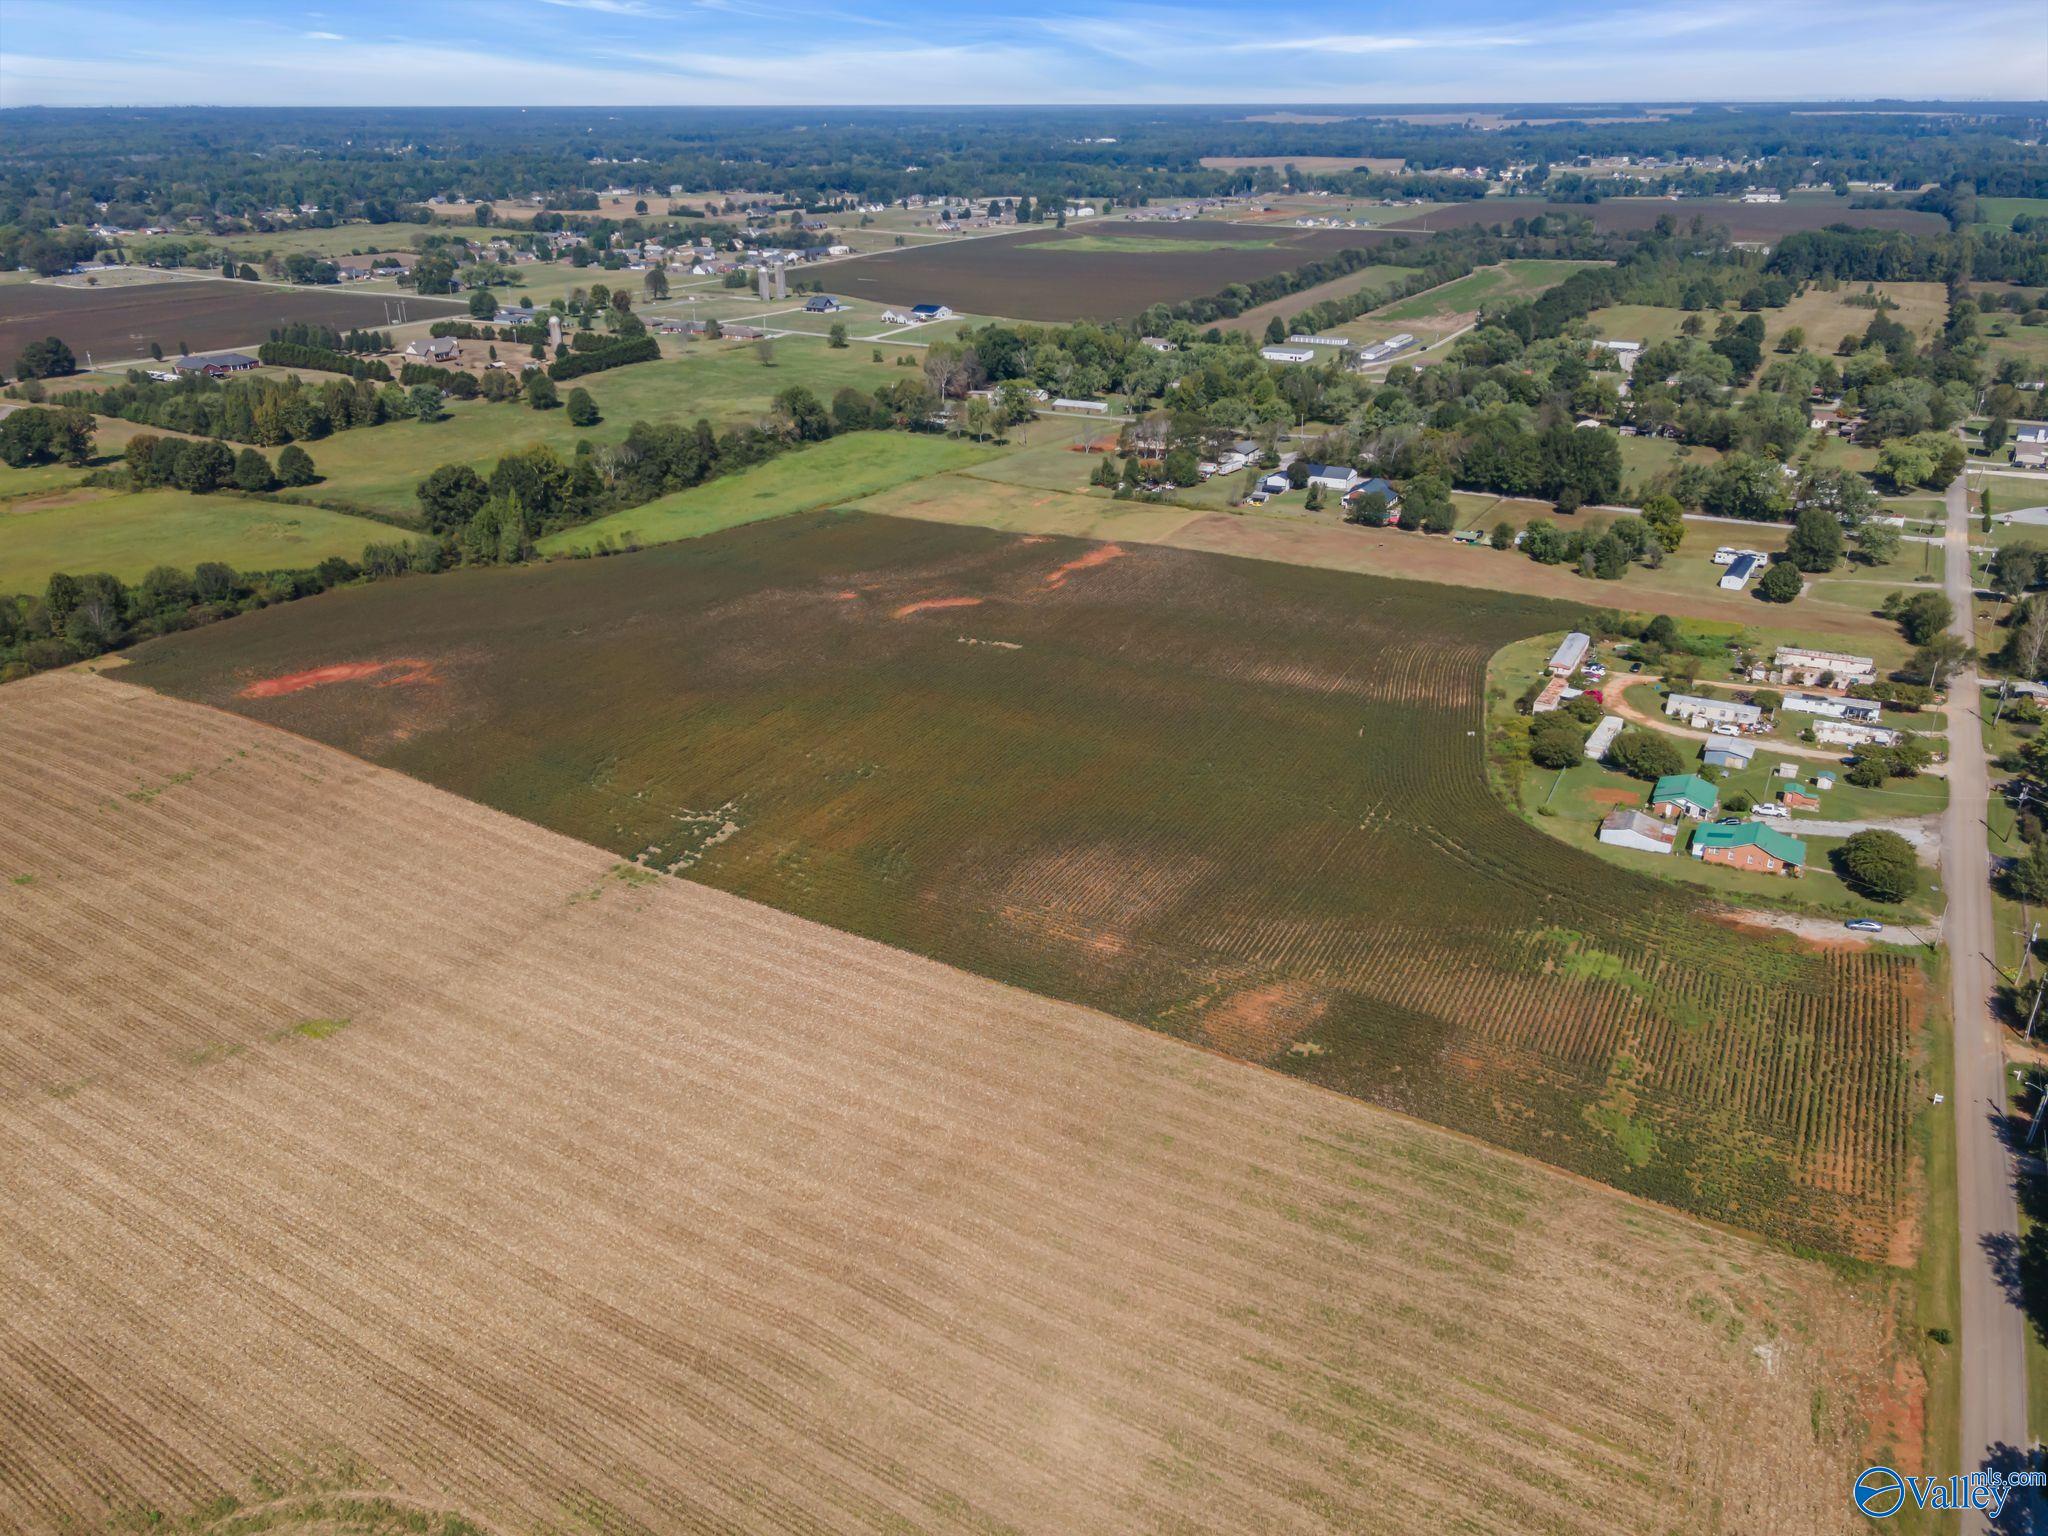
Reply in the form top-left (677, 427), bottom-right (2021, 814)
top-left (1650, 773), bottom-right (1719, 808)
top-left (1689, 821), bottom-right (1807, 866)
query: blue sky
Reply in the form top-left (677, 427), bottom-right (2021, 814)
top-left (2, 0), bottom-right (2044, 107)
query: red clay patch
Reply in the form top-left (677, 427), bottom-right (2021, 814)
top-left (833, 590), bottom-right (860, 601)
top-left (892, 596), bottom-right (985, 619)
top-left (239, 659), bottom-right (437, 699)
top-left (1045, 544), bottom-right (1126, 589)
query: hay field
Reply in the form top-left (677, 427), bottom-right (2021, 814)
top-left (0, 670), bottom-right (1892, 1535)
top-left (119, 512), bottom-right (1926, 1259)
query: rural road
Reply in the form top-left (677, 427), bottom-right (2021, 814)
top-left (1939, 469), bottom-right (2039, 1528)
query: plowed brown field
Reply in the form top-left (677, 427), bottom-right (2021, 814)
top-left (0, 671), bottom-right (1885, 1535)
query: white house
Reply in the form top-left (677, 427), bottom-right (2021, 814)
top-left (1784, 692), bottom-right (1884, 723)
top-left (1261, 346), bottom-right (1317, 364)
top-left (2015, 425), bottom-right (2048, 469)
top-left (1546, 631), bottom-right (1591, 676)
top-left (1712, 546), bottom-right (1773, 566)
top-left (1718, 553), bottom-right (1761, 590)
top-left (1304, 463), bottom-right (1360, 493)
top-left (1584, 716), bottom-right (1625, 760)
top-left (1771, 646), bottom-right (1876, 686)
top-left (1814, 719), bottom-right (1902, 748)
top-left (1664, 693), bottom-right (1762, 731)
top-left (405, 336), bottom-right (460, 363)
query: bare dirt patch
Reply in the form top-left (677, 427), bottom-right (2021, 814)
top-left (891, 595), bottom-right (984, 618)
top-left (239, 658), bottom-right (438, 698)
top-left (1199, 981), bottom-right (1328, 1060)
top-left (1044, 543), bottom-right (1126, 588)
top-left (0, 669), bottom-right (1897, 1536)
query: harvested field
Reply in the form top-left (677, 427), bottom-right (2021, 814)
top-left (120, 511), bottom-right (1927, 1259)
top-left (0, 670), bottom-right (1895, 1535)
top-left (832, 221), bottom-right (1406, 321)
top-left (1387, 197), bottom-right (1948, 242)
top-left (0, 277), bottom-right (464, 369)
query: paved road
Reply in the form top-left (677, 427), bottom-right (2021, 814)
top-left (1940, 469), bottom-right (2038, 1527)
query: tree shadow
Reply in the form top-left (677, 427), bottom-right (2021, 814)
top-left (1980, 1442), bottom-right (2045, 1534)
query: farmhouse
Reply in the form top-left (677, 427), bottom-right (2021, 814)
top-left (1814, 719), bottom-right (1902, 748)
top-left (405, 336), bottom-right (460, 363)
top-left (804, 295), bottom-right (847, 312)
top-left (1701, 736), bottom-right (1757, 770)
top-left (1649, 774), bottom-right (1719, 821)
top-left (1770, 646), bottom-right (1877, 686)
top-left (2015, 425), bottom-right (2048, 469)
top-left (1304, 463), bottom-right (1360, 493)
top-left (171, 351), bottom-right (258, 376)
top-left (1343, 477), bottom-right (1401, 515)
top-left (1664, 693), bottom-right (1762, 731)
top-left (1598, 809), bottom-right (1677, 855)
top-left (909, 303), bottom-right (953, 320)
top-left (1784, 692), bottom-right (1883, 724)
top-left (1261, 346), bottom-right (1318, 364)
top-left (1584, 715), bottom-right (1625, 760)
top-left (1546, 631), bottom-right (1591, 676)
top-left (1691, 822), bottom-right (1806, 876)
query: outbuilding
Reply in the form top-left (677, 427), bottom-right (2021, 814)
top-left (1599, 809), bottom-right (1677, 855)
top-left (1701, 736), bottom-right (1757, 770)
top-left (1260, 346), bottom-right (1317, 364)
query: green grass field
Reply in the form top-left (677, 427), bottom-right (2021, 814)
top-left (1975, 197), bottom-right (2048, 231)
top-left (297, 339), bottom-right (910, 518)
top-left (0, 489), bottom-right (395, 593)
top-left (1369, 260), bottom-right (1593, 322)
top-left (539, 433), bottom-right (996, 553)
top-left (120, 510), bottom-right (1925, 1262)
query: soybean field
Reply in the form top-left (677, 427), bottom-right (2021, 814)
top-left (118, 510), bottom-right (1926, 1259)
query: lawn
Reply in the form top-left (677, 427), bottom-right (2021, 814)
top-left (538, 432), bottom-right (997, 554)
top-left (1585, 304), bottom-right (1695, 349)
top-left (1616, 433), bottom-right (1722, 490)
top-left (1368, 259), bottom-right (1594, 322)
top-left (0, 489), bottom-right (395, 594)
top-left (122, 510), bottom-right (1928, 1262)
top-left (297, 339), bottom-right (908, 518)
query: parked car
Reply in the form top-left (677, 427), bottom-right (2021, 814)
top-left (1846, 919), bottom-right (1884, 933)
top-left (1752, 804), bottom-right (1790, 818)
top-left (1628, 661), bottom-right (1644, 673)
top-left (1711, 725), bottom-right (1742, 738)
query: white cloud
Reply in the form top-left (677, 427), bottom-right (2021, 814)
top-left (534, 0), bottom-right (661, 14)
top-left (305, 30), bottom-right (345, 40)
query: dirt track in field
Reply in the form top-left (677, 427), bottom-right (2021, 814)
top-left (0, 671), bottom-right (1885, 1535)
